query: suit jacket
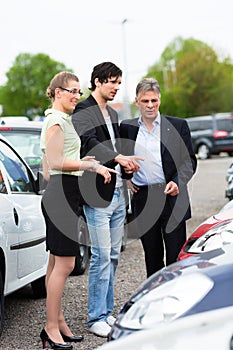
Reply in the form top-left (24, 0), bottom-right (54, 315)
top-left (72, 95), bottom-right (121, 207)
top-left (120, 115), bottom-right (197, 224)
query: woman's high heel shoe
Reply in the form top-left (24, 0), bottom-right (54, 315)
top-left (61, 332), bottom-right (84, 343)
top-left (40, 329), bottom-right (73, 349)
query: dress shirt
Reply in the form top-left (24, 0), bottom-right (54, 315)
top-left (104, 115), bottom-right (122, 188)
top-left (132, 112), bottom-right (166, 186)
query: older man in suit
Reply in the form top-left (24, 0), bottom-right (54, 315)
top-left (120, 78), bottom-right (197, 277)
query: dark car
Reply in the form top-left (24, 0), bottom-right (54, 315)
top-left (0, 121), bottom-right (90, 275)
top-left (185, 113), bottom-right (233, 159)
top-left (225, 162), bottom-right (233, 200)
top-left (108, 242), bottom-right (233, 341)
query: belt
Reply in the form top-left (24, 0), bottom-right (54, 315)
top-left (134, 183), bottom-right (166, 190)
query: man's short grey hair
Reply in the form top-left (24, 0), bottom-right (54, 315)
top-left (136, 78), bottom-right (160, 97)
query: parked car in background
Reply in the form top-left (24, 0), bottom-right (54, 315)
top-left (102, 306), bottom-right (233, 350)
top-left (0, 121), bottom-right (90, 275)
top-left (0, 121), bottom-right (43, 175)
top-left (185, 112), bottom-right (233, 159)
top-left (108, 244), bottom-right (233, 341)
top-left (0, 135), bottom-right (48, 336)
top-left (0, 116), bottom-right (29, 123)
top-left (178, 200), bottom-right (233, 260)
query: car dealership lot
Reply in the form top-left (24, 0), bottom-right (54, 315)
top-left (0, 156), bottom-right (231, 349)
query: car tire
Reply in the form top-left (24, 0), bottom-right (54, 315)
top-left (71, 214), bottom-right (90, 276)
top-left (121, 218), bottom-right (128, 252)
top-left (197, 144), bottom-right (210, 160)
top-left (0, 271), bottom-right (4, 337)
top-left (31, 276), bottom-right (46, 299)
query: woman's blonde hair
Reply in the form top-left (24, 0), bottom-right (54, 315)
top-left (46, 71), bottom-right (79, 100)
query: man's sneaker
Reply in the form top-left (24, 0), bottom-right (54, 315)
top-left (107, 315), bottom-right (116, 326)
top-left (89, 321), bottom-right (111, 338)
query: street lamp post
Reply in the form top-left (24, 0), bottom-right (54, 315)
top-left (121, 18), bottom-right (131, 119)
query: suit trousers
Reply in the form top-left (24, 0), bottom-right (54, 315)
top-left (132, 184), bottom-right (187, 277)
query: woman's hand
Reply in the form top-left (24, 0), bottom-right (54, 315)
top-left (80, 158), bottom-right (119, 184)
top-left (81, 156), bottom-right (97, 162)
top-left (95, 164), bottom-right (119, 184)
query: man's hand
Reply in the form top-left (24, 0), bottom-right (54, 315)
top-left (127, 180), bottom-right (140, 193)
top-left (164, 181), bottom-right (179, 196)
top-left (115, 154), bottom-right (144, 173)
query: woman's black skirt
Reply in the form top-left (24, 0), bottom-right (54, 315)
top-left (41, 174), bottom-right (82, 256)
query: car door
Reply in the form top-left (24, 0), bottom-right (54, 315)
top-left (0, 139), bottom-right (47, 293)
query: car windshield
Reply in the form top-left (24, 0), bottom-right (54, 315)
top-left (188, 220), bottom-right (233, 254)
top-left (0, 132), bottom-right (42, 158)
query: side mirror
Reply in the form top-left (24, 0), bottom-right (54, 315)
top-left (35, 171), bottom-right (48, 194)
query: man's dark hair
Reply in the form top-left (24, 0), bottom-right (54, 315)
top-left (89, 62), bottom-right (122, 91)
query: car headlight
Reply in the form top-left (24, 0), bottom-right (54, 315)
top-left (187, 220), bottom-right (233, 254)
top-left (119, 273), bottom-right (213, 329)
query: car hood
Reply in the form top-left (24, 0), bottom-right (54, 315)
top-left (130, 245), bottom-right (233, 303)
top-left (100, 306), bottom-right (233, 350)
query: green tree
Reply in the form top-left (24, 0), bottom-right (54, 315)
top-left (145, 37), bottom-right (233, 117)
top-left (0, 53), bottom-right (71, 118)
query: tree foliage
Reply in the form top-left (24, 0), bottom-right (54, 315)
top-left (0, 53), bottom-right (71, 118)
top-left (145, 37), bottom-right (233, 118)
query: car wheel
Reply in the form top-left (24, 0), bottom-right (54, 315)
top-left (0, 271), bottom-right (4, 337)
top-left (71, 214), bottom-right (90, 276)
top-left (197, 144), bottom-right (210, 160)
top-left (31, 276), bottom-right (46, 299)
top-left (228, 151), bottom-right (233, 157)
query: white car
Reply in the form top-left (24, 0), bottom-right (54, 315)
top-left (0, 135), bottom-right (48, 336)
top-left (99, 305), bottom-right (233, 350)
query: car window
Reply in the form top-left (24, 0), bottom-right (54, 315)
top-left (0, 169), bottom-right (7, 193)
top-left (0, 131), bottom-right (42, 157)
top-left (0, 130), bottom-right (42, 172)
top-left (0, 141), bottom-right (34, 193)
top-left (187, 119), bottom-right (212, 131)
top-left (216, 117), bottom-right (233, 132)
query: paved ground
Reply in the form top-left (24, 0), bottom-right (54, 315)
top-left (0, 155), bottom-right (231, 350)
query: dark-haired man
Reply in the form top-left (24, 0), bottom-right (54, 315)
top-left (72, 62), bottom-right (141, 337)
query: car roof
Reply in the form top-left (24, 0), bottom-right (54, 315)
top-left (214, 112), bottom-right (233, 119)
top-left (0, 120), bottom-right (43, 131)
top-left (186, 113), bottom-right (233, 122)
top-left (185, 115), bottom-right (213, 121)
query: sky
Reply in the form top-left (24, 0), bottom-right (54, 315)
top-left (1, 0), bottom-right (233, 102)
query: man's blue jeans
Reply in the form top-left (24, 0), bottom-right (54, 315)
top-left (84, 187), bottom-right (126, 327)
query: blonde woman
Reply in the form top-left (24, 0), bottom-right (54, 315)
top-left (40, 71), bottom-right (117, 349)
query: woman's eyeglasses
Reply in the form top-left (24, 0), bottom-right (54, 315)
top-left (59, 86), bottom-right (83, 97)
